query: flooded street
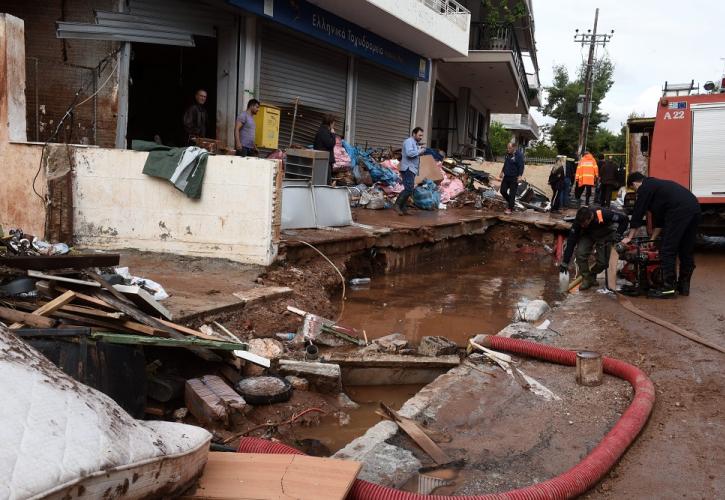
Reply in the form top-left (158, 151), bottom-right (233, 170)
top-left (340, 250), bottom-right (562, 345)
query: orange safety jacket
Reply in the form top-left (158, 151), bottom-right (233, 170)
top-left (575, 154), bottom-right (599, 187)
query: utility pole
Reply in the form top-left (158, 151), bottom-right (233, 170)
top-left (574, 9), bottom-right (613, 157)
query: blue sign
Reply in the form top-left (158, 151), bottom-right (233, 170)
top-left (228, 0), bottom-right (430, 81)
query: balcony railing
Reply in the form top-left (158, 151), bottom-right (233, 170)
top-left (418, 0), bottom-right (470, 30)
top-left (469, 22), bottom-right (531, 105)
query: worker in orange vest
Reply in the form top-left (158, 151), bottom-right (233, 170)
top-left (575, 151), bottom-right (599, 206)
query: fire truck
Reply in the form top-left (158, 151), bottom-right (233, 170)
top-left (626, 88), bottom-right (725, 235)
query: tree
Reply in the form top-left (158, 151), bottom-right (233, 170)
top-left (526, 140), bottom-right (558, 158)
top-left (489, 121), bottom-right (512, 156)
top-left (541, 59), bottom-right (615, 156)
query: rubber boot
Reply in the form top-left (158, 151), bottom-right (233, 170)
top-left (648, 273), bottom-right (677, 299)
top-left (677, 267), bottom-right (694, 296)
top-left (393, 193), bottom-right (407, 216)
top-left (579, 275), bottom-right (597, 290)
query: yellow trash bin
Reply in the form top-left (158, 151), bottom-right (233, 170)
top-left (254, 105), bottom-right (281, 149)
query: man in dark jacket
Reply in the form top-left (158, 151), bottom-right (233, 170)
top-left (498, 142), bottom-right (525, 214)
top-left (313, 114), bottom-right (337, 185)
top-left (622, 172), bottom-right (701, 298)
top-left (599, 155), bottom-right (619, 207)
top-left (183, 89), bottom-right (208, 144)
top-left (560, 206), bottom-right (629, 290)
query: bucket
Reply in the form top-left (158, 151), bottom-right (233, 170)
top-left (576, 351), bottom-right (603, 386)
top-left (305, 344), bottom-right (319, 361)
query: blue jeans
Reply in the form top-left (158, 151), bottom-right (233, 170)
top-left (401, 169), bottom-right (416, 197)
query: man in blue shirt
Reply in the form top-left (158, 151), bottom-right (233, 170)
top-left (498, 142), bottom-right (525, 214)
top-left (395, 127), bottom-right (425, 215)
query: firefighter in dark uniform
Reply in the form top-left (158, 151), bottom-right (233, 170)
top-left (622, 172), bottom-right (701, 298)
top-left (560, 206), bottom-right (629, 290)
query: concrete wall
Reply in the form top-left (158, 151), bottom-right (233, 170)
top-left (72, 149), bottom-right (281, 265)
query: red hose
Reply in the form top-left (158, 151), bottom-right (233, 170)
top-left (238, 337), bottom-right (655, 499)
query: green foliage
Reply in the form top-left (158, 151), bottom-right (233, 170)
top-left (526, 140), bottom-right (558, 158)
top-left (483, 0), bottom-right (528, 25)
top-left (489, 121), bottom-right (512, 156)
top-left (541, 59), bottom-right (616, 156)
top-left (589, 127), bottom-right (625, 155)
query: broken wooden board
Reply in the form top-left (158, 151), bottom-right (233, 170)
top-left (0, 306), bottom-right (56, 328)
top-left (112, 284), bottom-right (172, 320)
top-left (182, 452), bottom-right (361, 500)
top-left (27, 270), bottom-right (101, 288)
top-left (232, 286), bottom-right (293, 305)
top-left (380, 403), bottom-right (451, 465)
top-left (9, 290), bottom-right (76, 329)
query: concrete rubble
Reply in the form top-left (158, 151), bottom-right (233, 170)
top-left (278, 359), bottom-right (343, 394)
top-left (418, 335), bottom-right (458, 357)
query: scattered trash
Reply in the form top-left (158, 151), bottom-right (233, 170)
top-left (305, 343), bottom-right (320, 360)
top-left (536, 319), bottom-right (552, 330)
top-left (559, 271), bottom-right (570, 293)
top-left (349, 277), bottom-right (371, 286)
top-left (275, 332), bottom-right (297, 341)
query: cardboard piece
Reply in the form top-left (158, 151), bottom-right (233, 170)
top-left (415, 155), bottom-right (444, 184)
top-left (183, 452), bottom-right (361, 500)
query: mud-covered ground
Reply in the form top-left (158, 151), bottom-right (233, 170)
top-left (205, 225), bottom-right (722, 499)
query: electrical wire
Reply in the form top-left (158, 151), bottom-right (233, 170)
top-left (75, 57), bottom-right (119, 108)
top-left (289, 239), bottom-right (346, 322)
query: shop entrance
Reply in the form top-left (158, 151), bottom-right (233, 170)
top-left (431, 84), bottom-right (455, 154)
top-left (126, 37), bottom-right (217, 147)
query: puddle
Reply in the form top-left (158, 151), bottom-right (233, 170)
top-left (341, 250), bottom-right (561, 345)
top-left (291, 384), bottom-right (423, 455)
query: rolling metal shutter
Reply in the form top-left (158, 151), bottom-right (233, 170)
top-left (259, 27), bottom-right (348, 148)
top-left (354, 62), bottom-right (414, 150)
top-left (691, 106), bottom-right (725, 198)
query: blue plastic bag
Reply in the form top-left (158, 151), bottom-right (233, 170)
top-left (413, 179), bottom-right (441, 210)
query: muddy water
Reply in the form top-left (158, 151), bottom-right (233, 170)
top-left (292, 384), bottom-right (423, 454)
top-left (341, 250), bottom-right (561, 345)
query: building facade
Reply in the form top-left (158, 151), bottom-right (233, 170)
top-left (3, 0), bottom-right (538, 155)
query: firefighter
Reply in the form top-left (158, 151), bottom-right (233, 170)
top-left (559, 206), bottom-right (629, 290)
top-left (621, 172), bottom-right (701, 298)
top-left (574, 151), bottom-right (598, 206)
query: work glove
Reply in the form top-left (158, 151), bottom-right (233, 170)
top-left (559, 264), bottom-right (568, 274)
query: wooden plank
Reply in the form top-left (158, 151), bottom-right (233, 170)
top-left (55, 287), bottom-right (116, 310)
top-left (91, 332), bottom-right (245, 350)
top-left (0, 306), bottom-right (56, 328)
top-left (380, 403), bottom-right (450, 465)
top-left (113, 284), bottom-right (172, 320)
top-left (9, 290), bottom-right (76, 329)
top-left (156, 318), bottom-right (221, 341)
top-left (0, 253), bottom-right (120, 270)
top-left (27, 270), bottom-right (101, 287)
top-left (182, 452), bottom-right (361, 500)
top-left (232, 286), bottom-right (293, 305)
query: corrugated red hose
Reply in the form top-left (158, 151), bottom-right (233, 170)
top-left (237, 336), bottom-right (655, 499)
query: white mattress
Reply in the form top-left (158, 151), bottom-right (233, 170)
top-left (0, 326), bottom-right (211, 499)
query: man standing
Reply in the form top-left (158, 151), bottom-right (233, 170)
top-left (599, 155), bottom-right (619, 207)
top-left (621, 172), bottom-right (701, 298)
top-left (313, 114), bottom-right (336, 185)
top-left (235, 99), bottom-right (260, 156)
top-left (395, 127), bottom-right (425, 216)
top-left (499, 142), bottom-right (524, 215)
top-left (183, 89), bottom-right (208, 144)
top-left (560, 206), bottom-right (629, 290)
top-left (575, 151), bottom-right (598, 206)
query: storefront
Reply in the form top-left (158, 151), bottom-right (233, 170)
top-left (229, 0), bottom-right (430, 150)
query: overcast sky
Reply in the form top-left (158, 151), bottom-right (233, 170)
top-left (529, 0), bottom-right (725, 134)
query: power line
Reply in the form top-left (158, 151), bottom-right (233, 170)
top-left (573, 8), bottom-right (614, 156)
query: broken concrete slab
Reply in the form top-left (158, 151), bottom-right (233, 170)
top-left (513, 299), bottom-right (551, 322)
top-left (334, 421), bottom-right (421, 488)
top-left (371, 333), bottom-right (409, 353)
top-left (418, 336), bottom-right (458, 357)
top-left (232, 286), bottom-right (293, 305)
top-left (278, 359), bottom-right (342, 393)
top-left (324, 351), bottom-right (460, 386)
top-left (494, 322), bottom-right (560, 343)
top-left (185, 375), bottom-right (249, 428)
top-left (244, 338), bottom-right (285, 376)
